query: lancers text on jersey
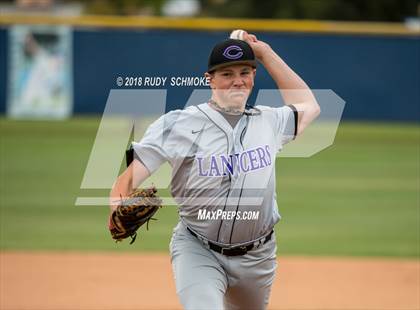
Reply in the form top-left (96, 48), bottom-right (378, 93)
top-left (196, 145), bottom-right (272, 177)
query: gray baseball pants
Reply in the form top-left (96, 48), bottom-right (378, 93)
top-left (169, 222), bottom-right (277, 310)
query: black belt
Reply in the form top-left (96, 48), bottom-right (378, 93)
top-left (187, 227), bottom-right (274, 257)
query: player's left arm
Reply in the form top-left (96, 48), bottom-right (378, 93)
top-left (244, 33), bottom-right (320, 136)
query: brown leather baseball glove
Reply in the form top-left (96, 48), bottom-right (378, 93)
top-left (109, 187), bottom-right (162, 244)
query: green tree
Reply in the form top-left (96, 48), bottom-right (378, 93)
top-left (84, 0), bottom-right (166, 16)
top-left (199, 0), bottom-right (419, 21)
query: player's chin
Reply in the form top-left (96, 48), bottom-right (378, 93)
top-left (228, 92), bottom-right (249, 104)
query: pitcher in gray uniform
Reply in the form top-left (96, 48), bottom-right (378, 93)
top-left (110, 31), bottom-right (320, 309)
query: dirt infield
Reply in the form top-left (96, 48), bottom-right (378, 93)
top-left (1, 252), bottom-right (419, 310)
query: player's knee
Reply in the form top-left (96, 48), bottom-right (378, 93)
top-left (179, 284), bottom-right (224, 310)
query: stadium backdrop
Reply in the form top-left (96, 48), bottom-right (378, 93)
top-left (0, 15), bottom-right (419, 121)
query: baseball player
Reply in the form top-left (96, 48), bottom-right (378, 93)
top-left (109, 31), bottom-right (320, 309)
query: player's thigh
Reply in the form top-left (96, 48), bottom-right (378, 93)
top-left (224, 276), bottom-right (275, 310)
top-left (170, 223), bottom-right (228, 309)
top-left (224, 239), bottom-right (277, 310)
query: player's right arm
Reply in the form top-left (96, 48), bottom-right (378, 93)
top-left (109, 158), bottom-right (150, 213)
top-left (244, 32), bottom-right (320, 136)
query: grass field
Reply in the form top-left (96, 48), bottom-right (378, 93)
top-left (0, 117), bottom-right (419, 257)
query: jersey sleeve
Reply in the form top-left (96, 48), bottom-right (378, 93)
top-left (274, 105), bottom-right (298, 146)
top-left (131, 115), bottom-right (169, 174)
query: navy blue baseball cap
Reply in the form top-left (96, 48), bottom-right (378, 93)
top-left (207, 39), bottom-right (257, 73)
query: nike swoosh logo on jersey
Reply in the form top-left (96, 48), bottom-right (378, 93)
top-left (191, 129), bottom-right (203, 134)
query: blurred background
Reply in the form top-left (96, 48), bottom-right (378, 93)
top-left (0, 1), bottom-right (419, 309)
top-left (0, 0), bottom-right (419, 119)
top-left (1, 0), bottom-right (419, 20)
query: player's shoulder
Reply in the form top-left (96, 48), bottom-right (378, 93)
top-left (255, 105), bottom-right (294, 118)
top-left (163, 104), bottom-right (205, 119)
top-left (255, 105), bottom-right (290, 112)
top-left (253, 105), bottom-right (295, 127)
top-left (157, 104), bottom-right (207, 128)
top-left (255, 105), bottom-right (273, 113)
top-left (254, 105), bottom-right (278, 120)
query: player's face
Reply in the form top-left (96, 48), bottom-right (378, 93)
top-left (206, 65), bottom-right (256, 109)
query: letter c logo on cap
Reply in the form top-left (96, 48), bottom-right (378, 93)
top-left (222, 45), bottom-right (243, 60)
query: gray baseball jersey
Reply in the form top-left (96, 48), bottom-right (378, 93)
top-left (132, 102), bottom-right (296, 245)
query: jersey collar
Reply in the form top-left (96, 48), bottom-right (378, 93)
top-left (198, 102), bottom-right (245, 134)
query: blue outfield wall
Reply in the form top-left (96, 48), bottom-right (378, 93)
top-left (0, 27), bottom-right (419, 121)
top-left (0, 27), bottom-right (7, 112)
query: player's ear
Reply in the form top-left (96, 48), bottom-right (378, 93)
top-left (249, 68), bottom-right (256, 87)
top-left (205, 72), bottom-right (215, 89)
